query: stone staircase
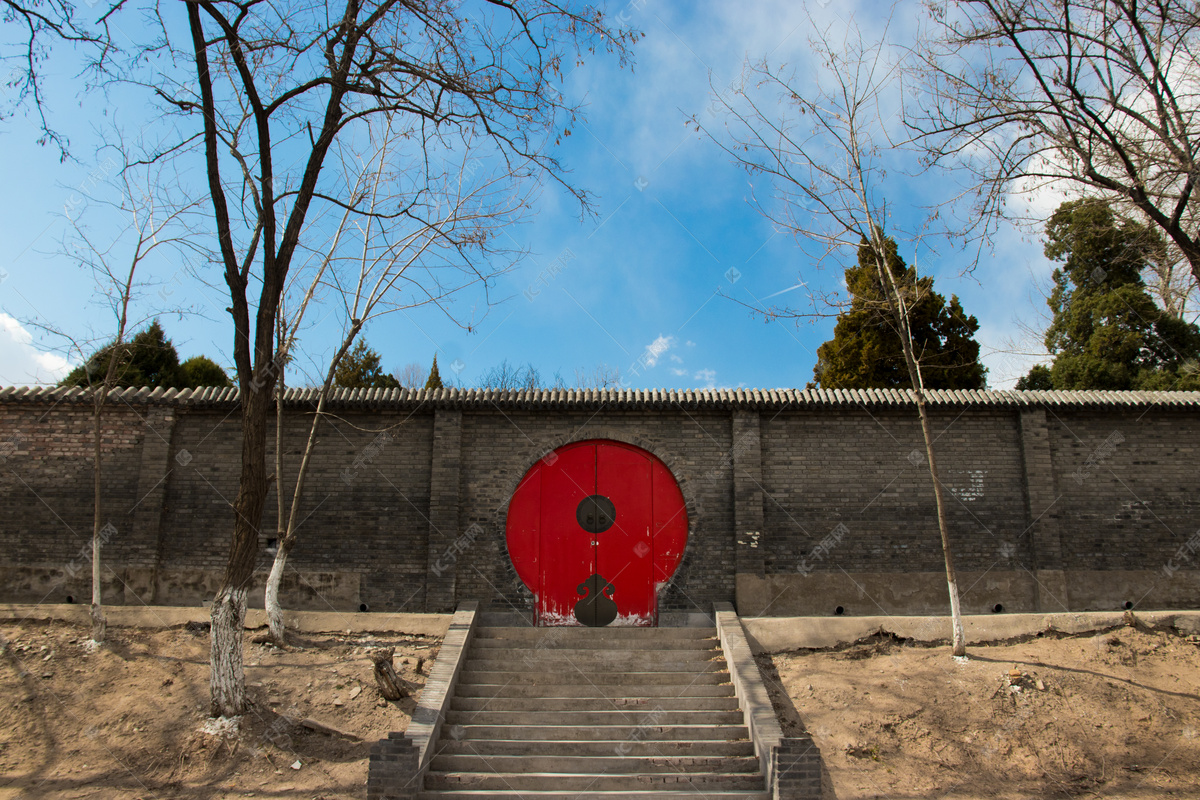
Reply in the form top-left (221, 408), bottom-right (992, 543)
top-left (417, 624), bottom-right (769, 798)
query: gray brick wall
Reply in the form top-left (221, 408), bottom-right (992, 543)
top-left (1, 393), bottom-right (1197, 614)
top-left (759, 408), bottom-right (1030, 574)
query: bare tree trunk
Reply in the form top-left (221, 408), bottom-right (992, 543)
top-left (875, 243), bottom-right (967, 657)
top-left (210, 386), bottom-right (272, 717)
top-left (265, 537), bottom-right (293, 646)
top-left (267, 318), bottom-right (288, 647)
top-left (265, 328), bottom-right (358, 645)
top-left (90, 394), bottom-right (107, 644)
top-left (209, 583), bottom-right (249, 717)
top-left (913, 390), bottom-right (967, 656)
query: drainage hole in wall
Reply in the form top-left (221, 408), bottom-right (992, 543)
top-left (359, 603), bottom-right (370, 612)
top-left (993, 603), bottom-right (1004, 613)
top-left (1123, 600), bottom-right (1134, 610)
top-left (66, 595), bottom-right (75, 604)
top-left (266, 538), bottom-right (278, 555)
top-left (834, 606), bottom-right (845, 616)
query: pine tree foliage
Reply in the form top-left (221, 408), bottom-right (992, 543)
top-left (1022, 201), bottom-right (1200, 390)
top-left (425, 355), bottom-right (444, 389)
top-left (60, 320), bottom-right (230, 389)
top-left (333, 341), bottom-right (401, 389)
top-left (812, 238), bottom-right (987, 390)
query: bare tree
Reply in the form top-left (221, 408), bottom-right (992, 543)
top-left (574, 364), bottom-right (621, 389)
top-left (695, 19), bottom-right (969, 656)
top-left (126, 1), bottom-right (636, 716)
top-left (478, 359), bottom-right (543, 390)
top-left (1, 1), bottom-right (124, 154)
top-left (1146, 247), bottom-right (1200, 322)
top-left (394, 362), bottom-right (426, 389)
top-left (39, 151), bottom-right (201, 643)
top-left (911, 0), bottom-right (1200, 286)
top-left (264, 122), bottom-right (524, 645)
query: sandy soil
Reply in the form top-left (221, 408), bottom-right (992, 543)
top-left (760, 620), bottom-right (1200, 799)
top-left (3, 616), bottom-right (1199, 799)
top-left (0, 620), bottom-right (438, 799)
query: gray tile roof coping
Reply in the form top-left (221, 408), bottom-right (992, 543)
top-left (3, 385), bottom-right (1198, 409)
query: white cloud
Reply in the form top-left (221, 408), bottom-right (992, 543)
top-left (642, 334), bottom-right (675, 367)
top-left (669, 353), bottom-right (683, 363)
top-left (669, 367), bottom-right (688, 376)
top-left (694, 367), bottom-right (717, 388)
top-left (0, 313), bottom-right (74, 386)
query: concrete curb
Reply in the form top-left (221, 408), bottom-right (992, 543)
top-left (715, 602), bottom-right (823, 799)
top-left (0, 603), bottom-right (451, 638)
top-left (715, 603), bottom-right (783, 771)
top-left (742, 610), bottom-right (1200, 653)
top-left (367, 601), bottom-right (479, 800)
top-left (406, 601), bottom-right (479, 769)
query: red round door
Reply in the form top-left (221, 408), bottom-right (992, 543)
top-left (505, 440), bottom-right (688, 626)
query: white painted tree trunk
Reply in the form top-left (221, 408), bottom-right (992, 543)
top-left (265, 540), bottom-right (294, 645)
top-left (947, 575), bottom-right (967, 655)
top-left (209, 584), bottom-right (248, 717)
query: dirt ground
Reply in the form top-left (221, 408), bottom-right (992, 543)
top-left (761, 620), bottom-right (1200, 799)
top-left (3, 617), bottom-right (1200, 799)
top-left (0, 620), bottom-right (439, 799)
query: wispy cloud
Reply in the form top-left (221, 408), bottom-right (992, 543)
top-left (0, 313), bottom-right (73, 385)
top-left (694, 367), bottom-right (717, 388)
top-left (643, 334), bottom-right (675, 367)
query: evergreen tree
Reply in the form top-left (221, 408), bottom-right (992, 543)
top-left (61, 320), bottom-right (178, 389)
top-left (180, 356), bottom-right (232, 389)
top-left (61, 321), bottom-right (232, 390)
top-left (333, 340), bottom-right (401, 389)
top-left (811, 238), bottom-right (987, 390)
top-left (1015, 365), bottom-right (1053, 390)
top-left (425, 355), bottom-right (444, 389)
top-left (1019, 201), bottom-right (1200, 391)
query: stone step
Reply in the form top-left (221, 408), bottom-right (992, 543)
top-left (466, 653), bottom-right (725, 671)
top-left (472, 636), bottom-right (719, 650)
top-left (450, 696), bottom-right (743, 713)
top-left (474, 626), bottom-right (717, 641)
top-left (418, 791), bottom-right (769, 799)
top-left (456, 670), bottom-right (729, 686)
top-left (431, 739), bottom-right (757, 758)
top-left (443, 709), bottom-right (746, 726)
top-left (454, 683), bottom-right (736, 699)
top-left (442, 724), bottom-right (750, 741)
top-left (424, 771), bottom-right (765, 792)
top-left (429, 753), bottom-right (762, 774)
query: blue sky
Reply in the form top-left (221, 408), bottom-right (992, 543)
top-left (0, 0), bottom-right (1057, 390)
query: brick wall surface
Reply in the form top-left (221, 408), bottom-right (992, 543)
top-left (0, 404), bottom-right (144, 564)
top-left (1047, 408), bottom-right (1200, 571)
top-left (759, 408), bottom-right (1030, 574)
top-left (1, 396), bottom-right (1197, 613)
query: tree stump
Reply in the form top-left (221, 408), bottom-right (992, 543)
top-left (371, 647), bottom-right (406, 701)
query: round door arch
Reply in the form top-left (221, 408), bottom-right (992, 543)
top-left (505, 439), bottom-right (688, 626)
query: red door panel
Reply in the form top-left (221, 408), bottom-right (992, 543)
top-left (505, 440), bottom-right (688, 626)
top-left (537, 443), bottom-right (596, 625)
top-left (596, 444), bottom-right (655, 624)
